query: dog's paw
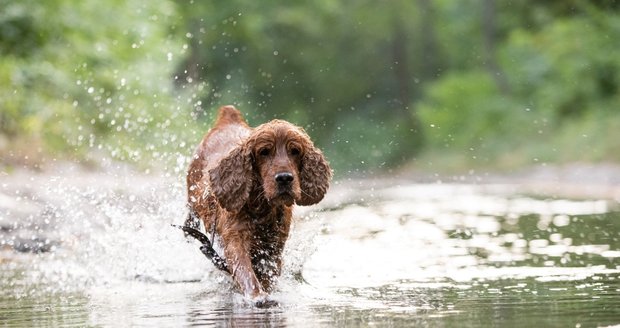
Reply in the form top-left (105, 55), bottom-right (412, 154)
top-left (253, 295), bottom-right (279, 308)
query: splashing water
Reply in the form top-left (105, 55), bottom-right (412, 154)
top-left (1, 165), bottom-right (619, 326)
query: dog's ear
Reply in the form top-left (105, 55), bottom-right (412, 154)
top-left (297, 142), bottom-right (332, 206)
top-left (208, 144), bottom-right (253, 212)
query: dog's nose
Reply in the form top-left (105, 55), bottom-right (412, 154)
top-left (275, 172), bottom-right (294, 185)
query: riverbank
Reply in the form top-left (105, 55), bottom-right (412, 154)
top-left (407, 162), bottom-right (620, 203)
top-left (2, 161), bottom-right (620, 209)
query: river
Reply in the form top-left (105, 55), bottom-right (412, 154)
top-left (1, 164), bottom-right (619, 327)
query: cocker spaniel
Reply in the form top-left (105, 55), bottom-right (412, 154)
top-left (184, 105), bottom-right (331, 306)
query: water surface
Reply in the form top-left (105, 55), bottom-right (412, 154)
top-left (1, 167), bottom-right (619, 326)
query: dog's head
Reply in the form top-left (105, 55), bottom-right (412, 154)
top-left (209, 120), bottom-right (332, 212)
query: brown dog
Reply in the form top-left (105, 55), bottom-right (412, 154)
top-left (185, 105), bottom-right (331, 305)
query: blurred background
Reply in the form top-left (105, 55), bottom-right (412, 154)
top-left (1, 0), bottom-right (619, 175)
top-left (1, 2), bottom-right (620, 325)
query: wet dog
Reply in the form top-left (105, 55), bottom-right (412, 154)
top-left (184, 105), bottom-right (331, 306)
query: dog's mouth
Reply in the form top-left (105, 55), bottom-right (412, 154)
top-left (273, 188), bottom-right (296, 206)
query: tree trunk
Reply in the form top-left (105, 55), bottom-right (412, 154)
top-left (482, 0), bottom-right (511, 93)
top-left (392, 16), bottom-right (423, 151)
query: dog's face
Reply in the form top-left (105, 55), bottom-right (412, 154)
top-left (252, 121), bottom-right (304, 206)
top-left (209, 119), bottom-right (332, 212)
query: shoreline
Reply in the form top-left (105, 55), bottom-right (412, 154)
top-left (333, 162), bottom-right (620, 204)
top-left (2, 161), bottom-right (620, 203)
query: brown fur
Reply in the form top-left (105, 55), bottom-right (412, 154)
top-left (186, 105), bottom-right (331, 302)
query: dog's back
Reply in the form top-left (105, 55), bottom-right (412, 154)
top-left (186, 106), bottom-right (250, 209)
top-left (198, 106), bottom-right (250, 171)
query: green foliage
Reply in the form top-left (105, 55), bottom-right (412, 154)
top-left (502, 16), bottom-right (620, 119)
top-left (173, 0), bottom-right (429, 173)
top-left (415, 4), bottom-right (620, 169)
top-left (420, 72), bottom-right (508, 148)
top-left (0, 0), bottom-right (204, 169)
top-left (1, 0), bottom-right (619, 172)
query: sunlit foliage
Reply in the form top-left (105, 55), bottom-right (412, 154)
top-left (0, 0), bottom-right (204, 169)
top-left (1, 0), bottom-right (619, 172)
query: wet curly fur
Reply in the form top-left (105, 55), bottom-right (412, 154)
top-left (185, 105), bottom-right (331, 303)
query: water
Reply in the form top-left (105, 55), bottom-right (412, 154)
top-left (1, 165), bottom-right (619, 327)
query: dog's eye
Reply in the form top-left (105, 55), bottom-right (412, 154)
top-left (290, 147), bottom-right (301, 156)
top-left (258, 148), bottom-right (271, 157)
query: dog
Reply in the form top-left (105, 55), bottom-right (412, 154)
top-left (185, 105), bottom-right (331, 306)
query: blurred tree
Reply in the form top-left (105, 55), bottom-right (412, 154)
top-left (482, 0), bottom-right (510, 94)
top-left (174, 0), bottom-right (446, 172)
top-left (417, 0), bottom-right (620, 166)
top-left (2, 0), bottom-right (619, 170)
top-left (0, 0), bottom-right (202, 168)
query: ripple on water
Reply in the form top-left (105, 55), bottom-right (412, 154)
top-left (1, 173), bottom-right (619, 326)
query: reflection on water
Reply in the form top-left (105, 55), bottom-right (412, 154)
top-left (0, 168), bottom-right (619, 326)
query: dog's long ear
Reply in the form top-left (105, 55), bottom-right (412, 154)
top-left (208, 145), bottom-right (253, 212)
top-left (297, 141), bottom-right (332, 206)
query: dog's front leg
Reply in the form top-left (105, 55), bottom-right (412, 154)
top-left (224, 236), bottom-right (277, 307)
top-left (219, 218), bottom-right (279, 307)
top-left (226, 242), bottom-right (279, 308)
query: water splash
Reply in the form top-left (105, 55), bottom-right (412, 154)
top-left (1, 169), bottom-right (619, 326)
